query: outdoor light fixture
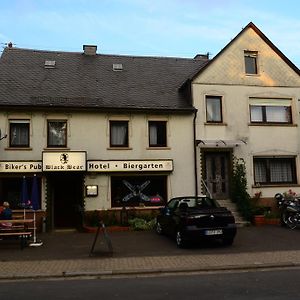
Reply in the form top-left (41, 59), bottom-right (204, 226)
top-left (86, 185), bottom-right (98, 197)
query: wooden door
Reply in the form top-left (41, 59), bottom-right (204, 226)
top-left (204, 152), bottom-right (230, 199)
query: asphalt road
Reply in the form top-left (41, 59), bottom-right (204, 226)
top-left (0, 225), bottom-right (300, 261)
top-left (1, 268), bottom-right (300, 299)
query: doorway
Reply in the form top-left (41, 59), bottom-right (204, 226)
top-left (203, 151), bottom-right (231, 199)
top-left (47, 173), bottom-right (84, 230)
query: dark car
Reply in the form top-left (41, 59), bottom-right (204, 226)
top-left (155, 196), bottom-right (237, 247)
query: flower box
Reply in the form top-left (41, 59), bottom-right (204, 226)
top-left (254, 215), bottom-right (265, 226)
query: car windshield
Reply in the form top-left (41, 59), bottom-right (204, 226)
top-left (176, 197), bottom-right (219, 209)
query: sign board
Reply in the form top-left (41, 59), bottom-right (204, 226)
top-left (0, 161), bottom-right (42, 173)
top-left (87, 160), bottom-right (173, 172)
top-left (42, 151), bottom-right (87, 171)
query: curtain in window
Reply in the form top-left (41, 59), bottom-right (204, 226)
top-left (250, 106), bottom-right (263, 122)
top-left (10, 123), bottom-right (29, 146)
top-left (266, 106), bottom-right (290, 123)
top-left (254, 160), bottom-right (267, 183)
top-left (206, 97), bottom-right (221, 122)
top-left (149, 124), bottom-right (158, 145)
top-left (111, 123), bottom-right (128, 146)
top-left (270, 160), bottom-right (292, 182)
top-left (48, 122), bottom-right (66, 146)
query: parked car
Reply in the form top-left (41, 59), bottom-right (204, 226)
top-left (155, 196), bottom-right (237, 247)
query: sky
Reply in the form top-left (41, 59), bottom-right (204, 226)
top-left (1, 0), bottom-right (300, 68)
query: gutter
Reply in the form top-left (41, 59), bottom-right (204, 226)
top-left (193, 109), bottom-right (198, 197)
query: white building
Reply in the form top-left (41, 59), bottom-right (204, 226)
top-left (0, 45), bottom-right (207, 230)
top-left (188, 23), bottom-right (300, 208)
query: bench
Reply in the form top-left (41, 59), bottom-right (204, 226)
top-left (0, 219), bottom-right (34, 249)
top-left (0, 231), bottom-right (32, 249)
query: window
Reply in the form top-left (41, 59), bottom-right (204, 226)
top-left (244, 51), bottom-right (258, 74)
top-left (9, 120), bottom-right (30, 147)
top-left (47, 121), bottom-right (67, 147)
top-left (0, 177), bottom-right (41, 209)
top-left (249, 98), bottom-right (292, 124)
top-left (250, 105), bottom-right (291, 124)
top-left (111, 175), bottom-right (167, 207)
top-left (254, 157), bottom-right (296, 185)
top-left (206, 96), bottom-right (222, 123)
top-left (149, 121), bottom-right (167, 147)
top-left (110, 121), bottom-right (129, 147)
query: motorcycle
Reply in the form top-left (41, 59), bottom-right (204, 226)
top-left (275, 193), bottom-right (300, 229)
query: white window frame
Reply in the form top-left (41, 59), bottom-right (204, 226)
top-left (9, 120), bottom-right (30, 148)
top-left (205, 95), bottom-right (223, 123)
top-left (249, 98), bottom-right (292, 124)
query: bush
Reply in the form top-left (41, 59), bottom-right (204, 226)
top-left (230, 157), bottom-right (253, 221)
top-left (128, 217), bottom-right (156, 231)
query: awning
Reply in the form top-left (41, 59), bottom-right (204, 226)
top-left (197, 139), bottom-right (247, 147)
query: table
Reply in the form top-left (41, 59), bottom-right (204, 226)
top-left (0, 219), bottom-right (34, 249)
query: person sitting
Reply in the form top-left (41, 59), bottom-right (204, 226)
top-left (0, 202), bottom-right (12, 220)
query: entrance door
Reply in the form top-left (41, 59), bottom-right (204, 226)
top-left (204, 152), bottom-right (230, 199)
top-left (48, 173), bottom-right (84, 229)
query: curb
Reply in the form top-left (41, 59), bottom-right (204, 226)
top-left (1, 262), bottom-right (299, 281)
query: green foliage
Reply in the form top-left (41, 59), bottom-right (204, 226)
top-left (128, 217), bottom-right (156, 231)
top-left (264, 210), bottom-right (280, 219)
top-left (101, 210), bottom-right (118, 226)
top-left (84, 209), bottom-right (160, 228)
top-left (230, 157), bottom-right (253, 221)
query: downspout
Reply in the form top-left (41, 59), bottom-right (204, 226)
top-left (193, 109), bottom-right (198, 197)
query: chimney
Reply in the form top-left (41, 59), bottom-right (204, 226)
top-left (7, 42), bottom-right (13, 48)
top-left (83, 45), bottom-right (97, 56)
top-left (194, 53), bottom-right (209, 60)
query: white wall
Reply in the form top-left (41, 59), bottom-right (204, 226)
top-left (0, 111), bottom-right (196, 209)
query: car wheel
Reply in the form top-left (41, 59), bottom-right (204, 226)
top-left (155, 220), bottom-right (163, 235)
top-left (222, 237), bottom-right (234, 246)
top-left (176, 231), bottom-right (186, 248)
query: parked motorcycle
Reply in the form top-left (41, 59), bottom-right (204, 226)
top-left (275, 193), bottom-right (300, 229)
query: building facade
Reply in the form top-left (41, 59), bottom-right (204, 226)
top-left (0, 23), bottom-right (299, 230)
top-left (0, 45), bottom-right (207, 230)
top-left (190, 23), bottom-right (300, 206)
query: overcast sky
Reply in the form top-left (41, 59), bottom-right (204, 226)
top-left (1, 0), bottom-right (300, 68)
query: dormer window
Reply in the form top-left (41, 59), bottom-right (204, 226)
top-left (244, 51), bottom-right (258, 74)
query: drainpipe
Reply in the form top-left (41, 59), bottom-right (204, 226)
top-left (193, 109), bottom-right (198, 197)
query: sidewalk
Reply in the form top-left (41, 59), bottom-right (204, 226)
top-left (0, 226), bottom-right (300, 280)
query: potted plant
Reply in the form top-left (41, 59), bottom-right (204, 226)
top-left (251, 191), bottom-right (266, 226)
top-left (252, 206), bottom-right (266, 226)
top-left (264, 211), bottom-right (280, 225)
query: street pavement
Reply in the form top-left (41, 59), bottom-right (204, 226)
top-left (0, 225), bottom-right (300, 280)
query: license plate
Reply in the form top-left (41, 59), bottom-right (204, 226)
top-left (205, 229), bottom-right (223, 235)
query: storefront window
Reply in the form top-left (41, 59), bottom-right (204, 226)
top-left (0, 177), bottom-right (41, 209)
top-left (111, 175), bottom-right (167, 207)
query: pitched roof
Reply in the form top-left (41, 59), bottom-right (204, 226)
top-left (0, 47), bottom-right (208, 112)
top-left (180, 22), bottom-right (300, 88)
